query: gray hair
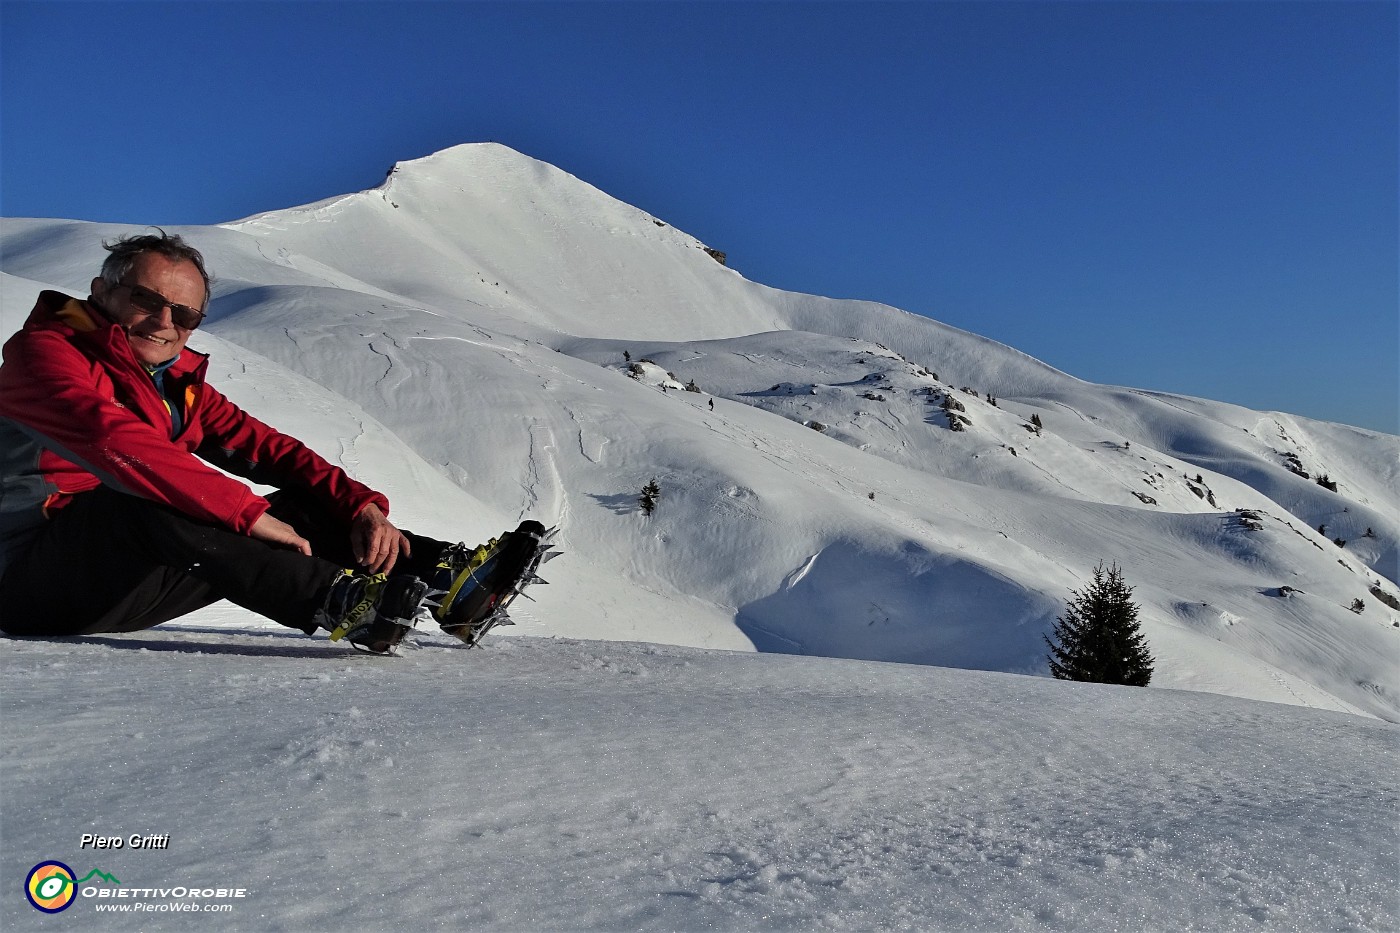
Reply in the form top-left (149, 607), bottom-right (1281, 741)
top-left (99, 230), bottom-right (212, 306)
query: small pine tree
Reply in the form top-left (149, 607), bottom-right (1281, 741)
top-left (1044, 563), bottom-right (1154, 686)
top-left (1031, 413), bottom-right (1043, 430)
top-left (640, 479), bottom-right (660, 516)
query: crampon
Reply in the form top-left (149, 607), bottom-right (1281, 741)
top-left (429, 521), bottom-right (561, 647)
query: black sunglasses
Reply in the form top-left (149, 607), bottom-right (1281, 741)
top-left (119, 282), bottom-right (206, 330)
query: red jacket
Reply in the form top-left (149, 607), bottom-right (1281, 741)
top-left (0, 290), bottom-right (388, 571)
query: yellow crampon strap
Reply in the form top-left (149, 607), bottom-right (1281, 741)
top-left (441, 540), bottom-right (498, 610)
top-left (328, 571), bottom-right (385, 642)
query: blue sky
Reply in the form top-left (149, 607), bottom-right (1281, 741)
top-left (2, 1), bottom-right (1395, 432)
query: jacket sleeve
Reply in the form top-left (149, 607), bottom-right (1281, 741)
top-left (193, 384), bottom-right (389, 526)
top-left (0, 328), bottom-right (273, 533)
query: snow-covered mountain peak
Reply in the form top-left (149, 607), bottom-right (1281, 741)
top-left (383, 141), bottom-right (639, 213)
top-left (221, 141), bottom-right (755, 341)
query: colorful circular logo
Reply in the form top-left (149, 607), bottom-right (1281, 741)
top-left (25, 861), bottom-right (76, 913)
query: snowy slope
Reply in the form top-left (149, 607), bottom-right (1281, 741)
top-left (0, 143), bottom-right (1396, 724)
top-left (2, 632), bottom-right (1395, 932)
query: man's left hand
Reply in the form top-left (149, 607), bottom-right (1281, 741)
top-left (351, 503), bottom-right (411, 574)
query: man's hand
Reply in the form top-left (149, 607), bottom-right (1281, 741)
top-left (351, 503), bottom-right (411, 575)
top-left (249, 512), bottom-right (312, 556)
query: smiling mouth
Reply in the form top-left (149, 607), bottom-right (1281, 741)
top-left (133, 333), bottom-right (172, 346)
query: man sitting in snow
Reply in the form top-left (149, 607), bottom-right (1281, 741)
top-left (0, 231), bottom-right (547, 652)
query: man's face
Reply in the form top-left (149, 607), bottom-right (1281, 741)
top-left (90, 253), bottom-right (206, 367)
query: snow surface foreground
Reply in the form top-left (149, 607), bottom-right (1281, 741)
top-left (2, 631), bottom-right (1396, 932)
top-left (1, 143), bottom-right (1398, 723)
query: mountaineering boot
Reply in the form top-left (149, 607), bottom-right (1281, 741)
top-left (315, 571), bottom-right (430, 654)
top-left (428, 520), bottom-right (557, 646)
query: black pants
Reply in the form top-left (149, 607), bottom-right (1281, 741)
top-left (0, 487), bottom-right (450, 637)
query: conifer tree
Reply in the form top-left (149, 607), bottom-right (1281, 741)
top-left (639, 479), bottom-right (661, 516)
top-left (1044, 563), bottom-right (1154, 686)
